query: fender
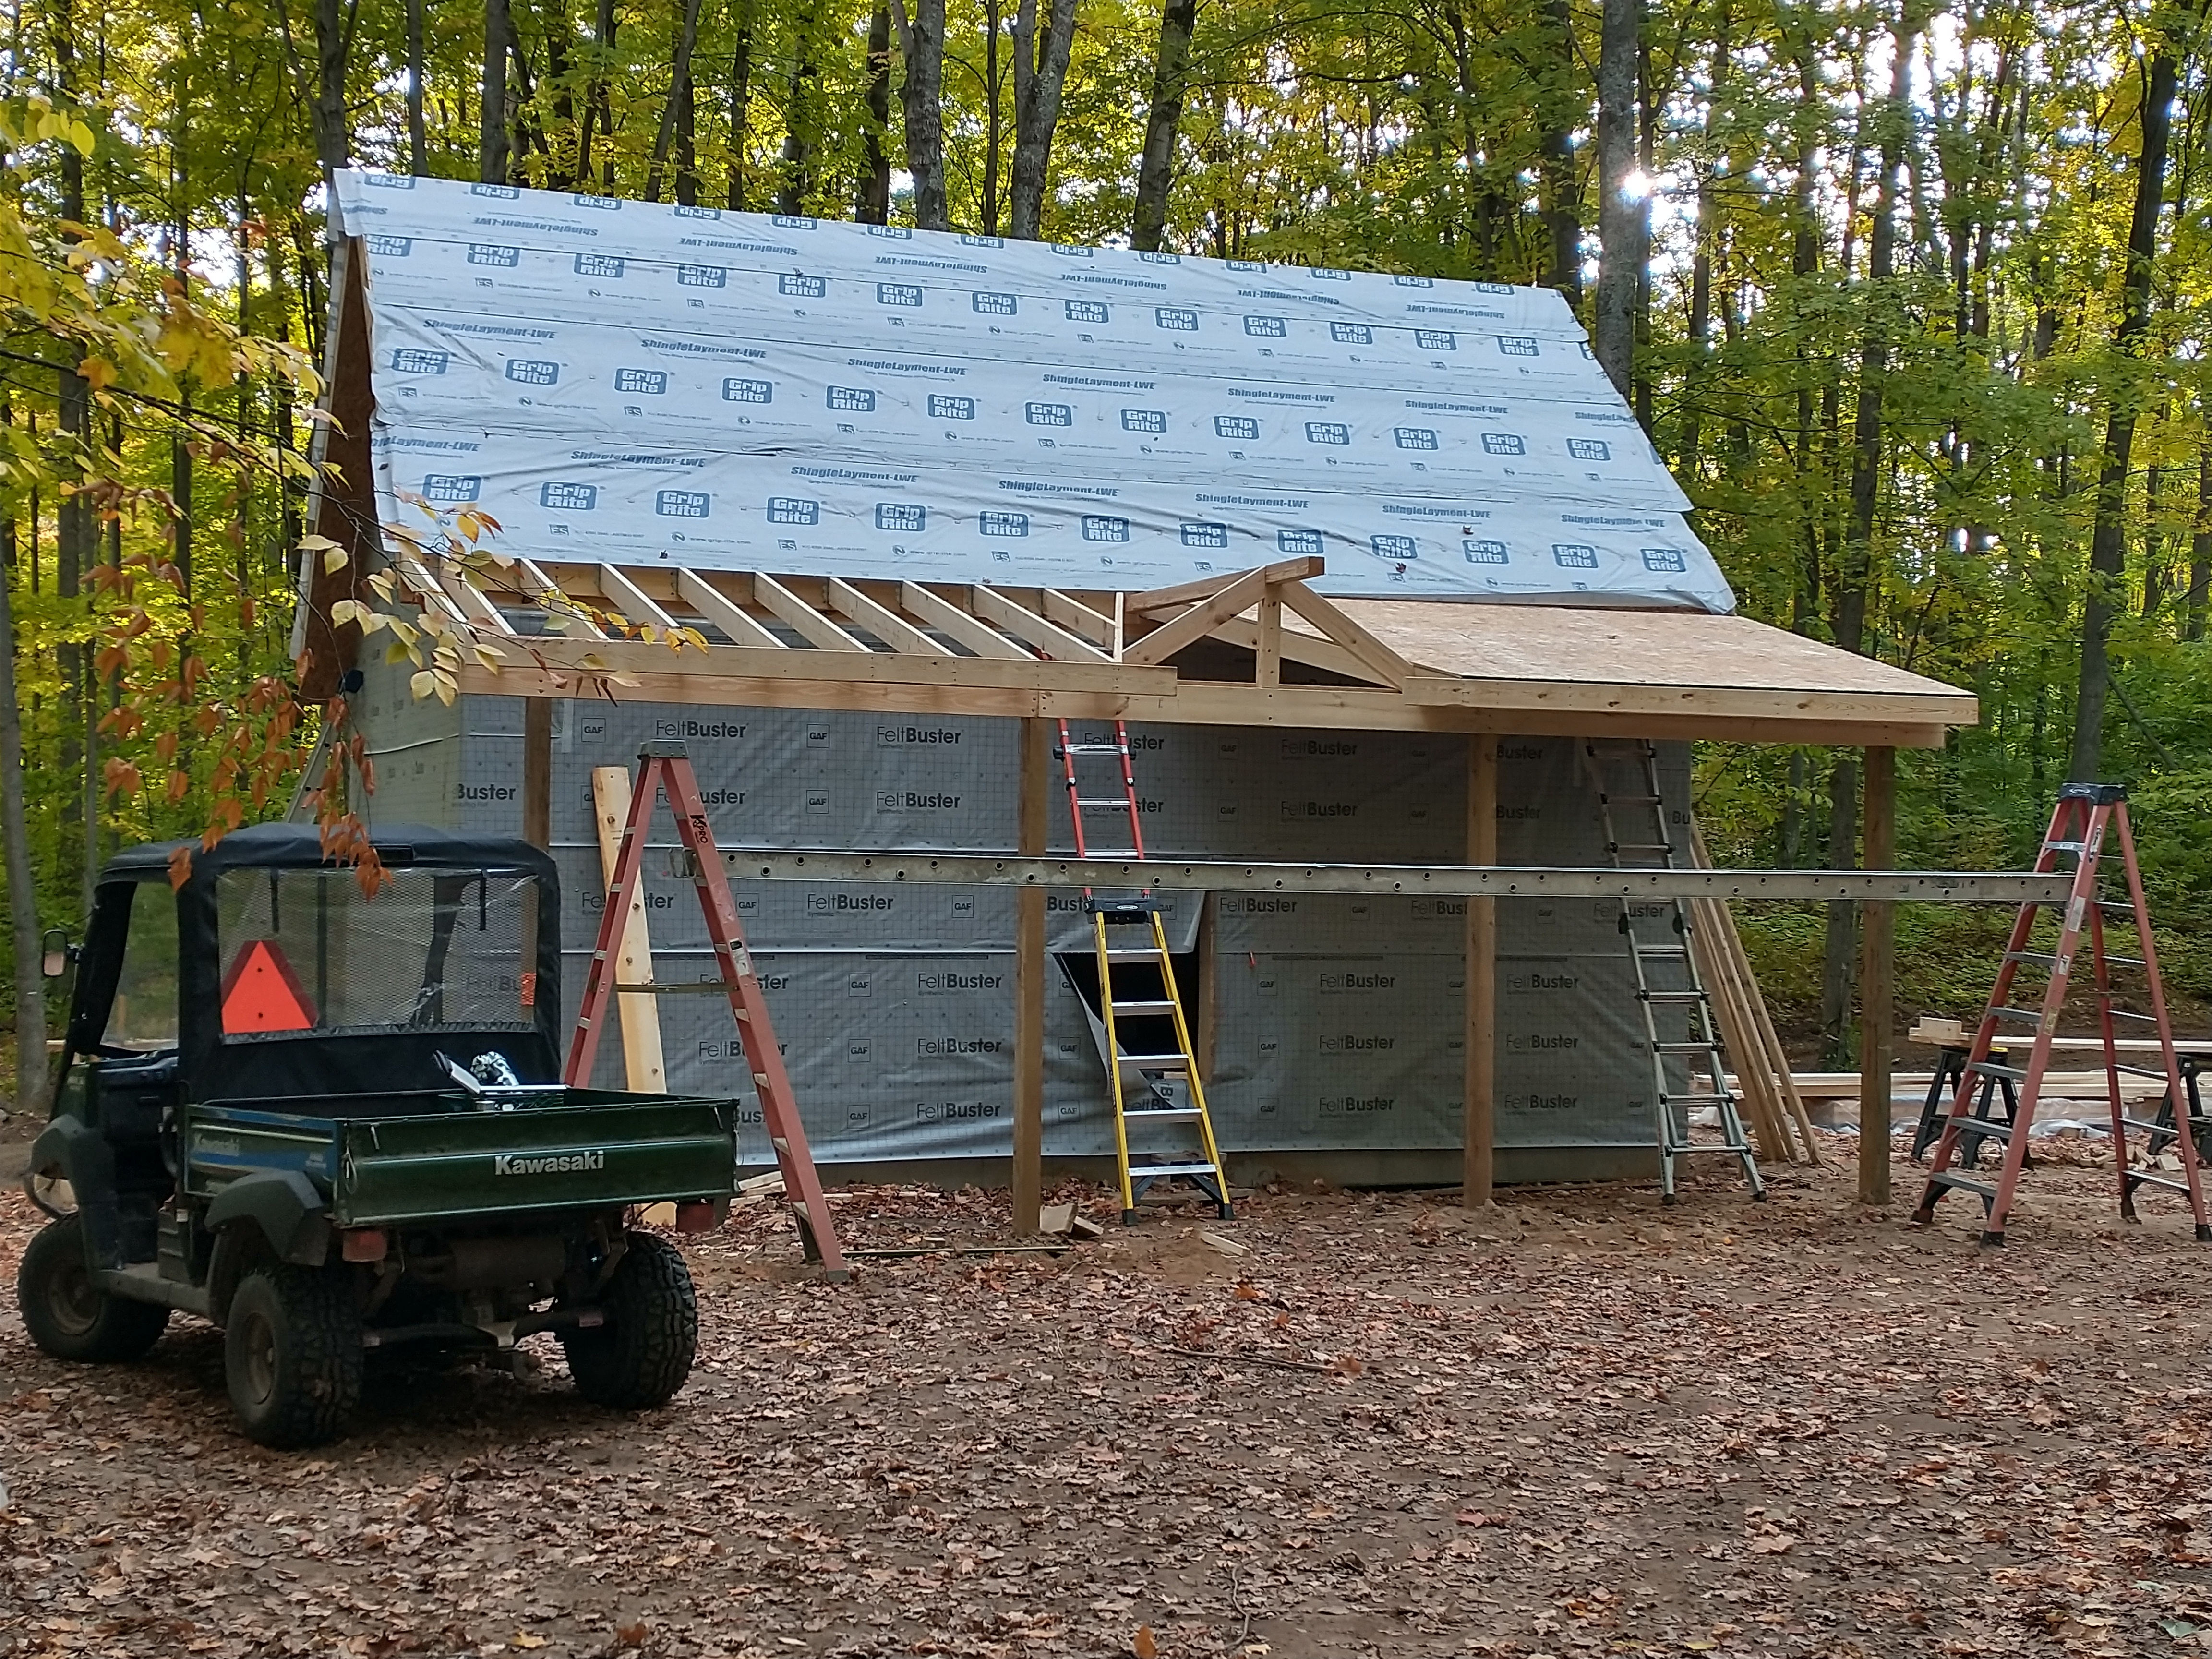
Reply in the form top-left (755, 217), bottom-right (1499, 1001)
top-left (203, 1169), bottom-right (331, 1268)
top-left (25, 1115), bottom-right (122, 1267)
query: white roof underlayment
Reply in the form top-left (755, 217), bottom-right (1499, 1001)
top-left (333, 170), bottom-right (1734, 612)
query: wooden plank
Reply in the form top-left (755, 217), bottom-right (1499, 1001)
top-left (1013, 718), bottom-right (1051, 1235)
top-left (752, 571), bottom-right (869, 651)
top-left (435, 564), bottom-right (517, 635)
top-left (598, 564), bottom-right (681, 634)
top-left (826, 577), bottom-right (949, 656)
top-left (1276, 579), bottom-right (1414, 689)
top-left (515, 557), bottom-right (607, 639)
top-left (1040, 588), bottom-right (1117, 647)
top-left (1859, 746), bottom-right (1897, 1205)
top-left (1208, 613), bottom-right (1397, 685)
top-left (397, 557), bottom-right (470, 626)
top-left (1123, 567), bottom-right (1272, 666)
top-left (1128, 557), bottom-right (1324, 614)
top-left (970, 584), bottom-right (1110, 661)
top-left (520, 697), bottom-right (553, 1002)
top-left (899, 581), bottom-right (1033, 659)
top-left (1402, 672), bottom-right (1962, 727)
top-left (1256, 596), bottom-right (1283, 688)
top-left (1464, 736), bottom-right (1497, 1210)
top-left (673, 568), bottom-right (784, 649)
top-left (591, 766), bottom-right (668, 1095)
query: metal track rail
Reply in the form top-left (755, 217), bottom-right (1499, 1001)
top-left (683, 850), bottom-right (2068, 904)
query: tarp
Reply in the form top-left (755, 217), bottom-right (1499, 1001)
top-left (333, 170), bottom-right (1734, 612)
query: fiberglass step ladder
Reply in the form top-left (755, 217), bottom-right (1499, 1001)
top-left (1058, 720), bottom-right (1232, 1225)
top-left (565, 741), bottom-right (849, 1277)
top-left (1912, 783), bottom-right (2212, 1248)
top-left (1584, 741), bottom-right (1765, 1204)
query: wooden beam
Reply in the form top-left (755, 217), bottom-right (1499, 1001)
top-left (899, 581), bottom-right (1032, 659)
top-left (1401, 673), bottom-right (1959, 728)
top-left (751, 571), bottom-right (869, 651)
top-left (435, 563), bottom-right (517, 635)
top-left (969, 584), bottom-right (1111, 661)
top-left (523, 699), bottom-right (552, 847)
top-left (1276, 580), bottom-right (1413, 689)
top-left (1012, 717), bottom-right (1051, 1235)
top-left (591, 765), bottom-right (668, 1095)
top-left (515, 557), bottom-right (607, 639)
top-left (673, 568), bottom-right (784, 649)
top-left (1208, 613), bottom-right (1396, 686)
top-left (1039, 588), bottom-right (1117, 647)
top-left (826, 577), bottom-right (948, 656)
top-left (598, 564), bottom-right (681, 634)
top-left (1464, 736), bottom-right (1498, 1209)
top-left (1123, 566), bottom-right (1272, 666)
top-left (1859, 746), bottom-right (1897, 1206)
top-left (1127, 556), bottom-right (1324, 615)
top-left (397, 557), bottom-right (470, 627)
top-left (1256, 595), bottom-right (1283, 688)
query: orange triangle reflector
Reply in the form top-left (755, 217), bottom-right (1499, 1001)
top-left (221, 939), bottom-right (316, 1034)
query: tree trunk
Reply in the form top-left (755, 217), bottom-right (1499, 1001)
top-left (890, 0), bottom-right (947, 229)
top-left (644, 0), bottom-right (706, 203)
top-left (1007, 0), bottom-right (1078, 239)
top-left (578, 0), bottom-right (616, 188)
top-left (2070, 47), bottom-right (2175, 783)
top-left (725, 0), bottom-right (754, 209)
top-left (983, 0), bottom-right (1002, 233)
top-left (856, 4), bottom-right (891, 222)
top-left (1817, 756), bottom-right (1860, 1064)
top-left (1130, 0), bottom-right (1195, 251)
top-left (2187, 441), bottom-right (2211, 642)
top-left (313, 0), bottom-right (353, 200)
top-left (1591, 0), bottom-right (1638, 397)
top-left (0, 470), bottom-right (48, 1118)
top-left (407, 0), bottom-right (427, 173)
top-left (777, 0), bottom-right (818, 214)
top-left (1537, 0), bottom-right (1581, 302)
top-left (482, 0), bottom-right (512, 182)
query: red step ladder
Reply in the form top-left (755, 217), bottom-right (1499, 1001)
top-left (565, 741), bottom-right (848, 1277)
top-left (1912, 783), bottom-right (2212, 1248)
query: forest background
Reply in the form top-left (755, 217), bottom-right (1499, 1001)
top-left (3, 0), bottom-right (2210, 1107)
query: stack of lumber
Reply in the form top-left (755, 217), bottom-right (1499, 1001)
top-left (1686, 820), bottom-right (1822, 1165)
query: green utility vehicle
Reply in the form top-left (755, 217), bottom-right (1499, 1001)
top-left (17, 824), bottom-right (739, 1447)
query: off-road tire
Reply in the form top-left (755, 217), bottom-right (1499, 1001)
top-left (17, 1216), bottom-right (170, 1363)
top-left (560, 1232), bottom-right (697, 1410)
top-left (223, 1265), bottom-right (363, 1448)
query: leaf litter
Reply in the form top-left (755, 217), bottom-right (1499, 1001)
top-left (2, 1137), bottom-right (2212, 1656)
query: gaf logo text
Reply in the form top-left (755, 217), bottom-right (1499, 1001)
top-left (722, 377), bottom-right (774, 404)
top-left (1065, 298), bottom-right (1109, 324)
top-left (467, 243), bottom-right (520, 267)
top-left (1121, 409), bottom-right (1168, 435)
top-left (1024, 401), bottom-right (1073, 427)
top-left (767, 497), bottom-right (820, 525)
top-left (656, 490), bottom-right (710, 518)
top-left (573, 252), bottom-right (626, 278)
top-left (878, 281), bottom-right (924, 307)
top-left (979, 511), bottom-right (1029, 537)
top-left (421, 474), bottom-right (482, 504)
top-left (875, 503), bottom-right (926, 532)
top-left (1082, 515), bottom-right (1130, 543)
top-left (1552, 543), bottom-right (1600, 569)
top-left (540, 481), bottom-right (598, 511)
top-left (828, 386), bottom-right (878, 412)
top-left (1566, 437), bottom-right (1612, 461)
top-left (613, 368), bottom-right (668, 395)
top-left (779, 273), bottom-right (828, 298)
top-left (389, 348), bottom-right (449, 374)
top-left (973, 290), bottom-right (1017, 315)
top-left (928, 393), bottom-right (976, 420)
top-left (1214, 415), bottom-right (1261, 441)
top-left (505, 359), bottom-right (560, 386)
top-left (1305, 421), bottom-right (1350, 446)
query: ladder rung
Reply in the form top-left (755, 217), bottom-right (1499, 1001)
top-left (1130, 1162), bottom-right (1221, 1178)
top-left (1601, 793), bottom-right (1665, 806)
top-left (2113, 1063), bottom-right (2173, 1079)
top-left (1663, 1093), bottom-right (1731, 1108)
top-left (1966, 1060), bottom-right (2027, 1081)
top-left (1611, 842), bottom-right (1674, 853)
top-left (1077, 797), bottom-right (1135, 809)
top-left (2097, 900), bottom-right (2142, 915)
top-left (2121, 1116), bottom-right (2178, 1135)
top-left (1103, 948), bottom-right (1166, 961)
top-left (2006, 951), bottom-right (2062, 967)
top-left (1640, 989), bottom-right (1705, 1003)
top-left (1654, 1042), bottom-right (1719, 1056)
top-left (2128, 1171), bottom-right (2196, 1194)
top-left (1124, 1106), bottom-right (1202, 1121)
top-left (1111, 999), bottom-right (1179, 1015)
top-left (1634, 944), bottom-right (1691, 959)
top-left (1939, 1116), bottom-right (2013, 1143)
top-left (1062, 743), bottom-right (1126, 755)
top-left (2043, 839), bottom-right (2088, 854)
top-left (1928, 1172), bottom-right (1995, 1200)
top-left (2105, 955), bottom-right (2149, 969)
top-left (1119, 1053), bottom-right (1191, 1070)
top-left (1987, 1006), bottom-right (2044, 1023)
top-left (2109, 1009), bottom-right (2160, 1023)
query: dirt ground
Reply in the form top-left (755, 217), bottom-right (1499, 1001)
top-left (4, 1122), bottom-right (2212, 1659)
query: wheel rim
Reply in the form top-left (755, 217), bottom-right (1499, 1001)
top-left (45, 1249), bottom-right (101, 1340)
top-left (237, 1309), bottom-right (278, 1407)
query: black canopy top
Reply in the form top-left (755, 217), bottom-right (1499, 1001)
top-left (99, 822), bottom-right (557, 889)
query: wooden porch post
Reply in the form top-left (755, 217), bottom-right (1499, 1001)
top-left (1464, 735), bottom-right (1499, 1208)
top-left (522, 697), bottom-right (553, 848)
top-left (1858, 746), bottom-right (1897, 1206)
top-left (1012, 715), bottom-right (1051, 1233)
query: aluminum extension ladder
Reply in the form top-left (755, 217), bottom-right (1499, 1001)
top-left (1584, 740), bottom-right (1765, 1204)
top-left (1912, 783), bottom-right (2212, 1247)
top-left (565, 741), bottom-right (849, 1276)
top-left (1058, 720), bottom-right (1232, 1225)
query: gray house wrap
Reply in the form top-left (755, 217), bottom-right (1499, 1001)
top-left (351, 660), bottom-right (1689, 1178)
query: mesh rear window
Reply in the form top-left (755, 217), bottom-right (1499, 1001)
top-left (215, 868), bottom-right (537, 1039)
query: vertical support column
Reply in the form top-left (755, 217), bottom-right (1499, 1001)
top-left (591, 765), bottom-right (668, 1094)
top-left (1858, 746), bottom-right (1897, 1205)
top-left (1012, 715), bottom-right (1051, 1234)
top-left (1464, 734), bottom-right (1499, 1209)
top-left (522, 697), bottom-right (553, 849)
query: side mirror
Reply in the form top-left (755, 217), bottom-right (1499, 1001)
top-left (40, 928), bottom-right (72, 979)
